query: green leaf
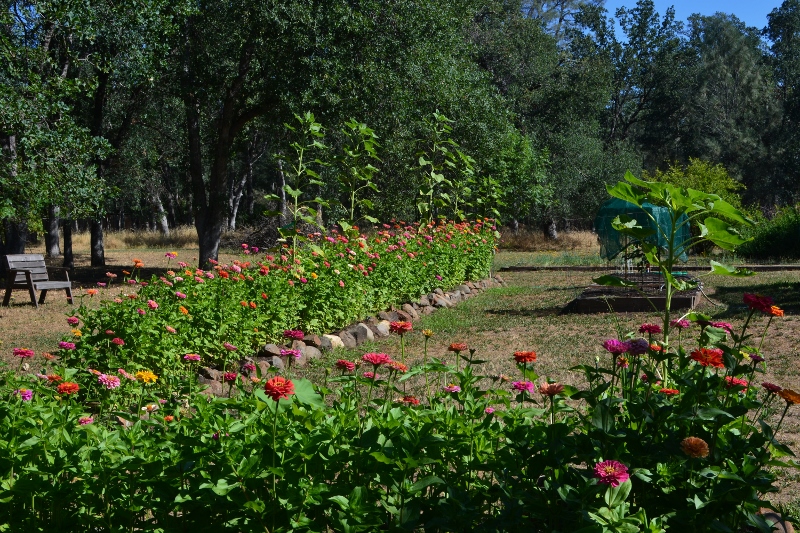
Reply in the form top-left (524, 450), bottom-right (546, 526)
top-left (703, 217), bottom-right (750, 250)
top-left (593, 275), bottom-right (638, 288)
top-left (409, 476), bottom-right (444, 493)
top-left (709, 260), bottom-right (754, 277)
top-left (292, 378), bottom-right (324, 410)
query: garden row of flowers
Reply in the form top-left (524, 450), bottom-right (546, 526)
top-left (57, 219), bottom-right (496, 377)
top-left (1, 282), bottom-right (797, 531)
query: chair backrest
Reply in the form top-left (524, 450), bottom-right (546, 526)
top-left (4, 254), bottom-right (49, 284)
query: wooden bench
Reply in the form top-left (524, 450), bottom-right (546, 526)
top-left (2, 254), bottom-right (74, 308)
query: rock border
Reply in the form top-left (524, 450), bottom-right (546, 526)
top-left (198, 275), bottom-right (507, 393)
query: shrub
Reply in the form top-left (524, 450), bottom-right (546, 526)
top-left (738, 206), bottom-right (800, 260)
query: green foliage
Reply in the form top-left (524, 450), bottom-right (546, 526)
top-left (738, 206), bottom-right (800, 260)
top-left (336, 119), bottom-right (381, 225)
top-left (644, 159), bottom-right (745, 208)
top-left (58, 221), bottom-right (496, 378)
top-left (0, 290), bottom-right (791, 531)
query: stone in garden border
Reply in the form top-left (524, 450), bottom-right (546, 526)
top-left (198, 275), bottom-right (507, 393)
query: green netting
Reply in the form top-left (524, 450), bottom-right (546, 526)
top-left (594, 198), bottom-right (691, 262)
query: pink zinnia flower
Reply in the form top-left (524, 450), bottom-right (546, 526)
top-left (280, 349), bottom-right (302, 359)
top-left (137, 308), bottom-right (146, 316)
top-left (223, 372), bottom-right (237, 383)
top-left (362, 352), bottom-right (392, 367)
top-left (147, 299), bottom-right (158, 310)
top-left (67, 316), bottom-right (80, 326)
top-left (78, 417), bottom-right (94, 425)
top-left (443, 384), bottom-right (461, 393)
top-left (670, 319), bottom-right (691, 329)
top-left (175, 291), bottom-right (187, 299)
top-left (362, 371), bottom-right (380, 380)
top-left (98, 374), bottom-right (121, 390)
top-left (602, 339), bottom-right (628, 355)
top-left (112, 337), bottom-right (125, 346)
top-left (339, 280), bottom-right (345, 287)
top-left (710, 321), bottom-right (734, 334)
top-left (484, 407), bottom-right (495, 414)
top-left (13, 388), bottom-right (33, 401)
top-left (183, 354), bottom-right (201, 362)
top-left (58, 341), bottom-right (76, 350)
top-left (165, 326), bottom-right (177, 334)
top-left (512, 381), bottom-right (535, 393)
top-left (118, 369), bottom-right (136, 380)
top-left (594, 460), bottom-right (630, 487)
top-left (13, 347), bottom-right (34, 358)
top-left (539, 382), bottom-right (564, 397)
top-left (242, 363), bottom-right (256, 373)
top-left (389, 321), bottom-right (413, 334)
top-left (223, 342), bottom-right (237, 352)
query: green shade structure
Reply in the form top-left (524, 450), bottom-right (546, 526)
top-left (594, 198), bottom-right (691, 262)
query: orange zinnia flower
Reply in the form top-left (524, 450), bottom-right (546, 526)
top-left (681, 437), bottom-right (709, 458)
top-left (689, 348), bottom-right (725, 368)
top-left (513, 351), bottom-right (537, 364)
top-left (769, 306), bottom-right (784, 317)
top-left (779, 388), bottom-right (800, 405)
top-left (179, 305), bottom-right (189, 315)
top-left (86, 289), bottom-right (98, 296)
top-left (448, 343), bottom-right (468, 352)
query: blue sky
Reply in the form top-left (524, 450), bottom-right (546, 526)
top-left (603, 0), bottom-right (784, 31)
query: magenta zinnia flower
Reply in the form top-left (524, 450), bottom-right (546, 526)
top-left (58, 341), bottom-right (76, 350)
top-left (602, 339), bottom-right (628, 355)
top-left (762, 382), bottom-right (782, 394)
top-left (279, 349), bottom-right (302, 359)
top-left (183, 354), bottom-right (201, 362)
top-left (743, 293), bottom-right (774, 313)
top-left (223, 372), bottom-right (237, 383)
top-left (283, 329), bottom-right (305, 340)
top-left (512, 381), bottom-right (535, 393)
top-left (78, 417), bottom-right (94, 425)
top-left (594, 460), bottom-right (630, 487)
top-left (670, 319), bottom-right (691, 329)
top-left (242, 363), bottom-right (256, 373)
top-left (223, 342), bottom-right (238, 352)
top-left (67, 316), bottom-right (80, 326)
top-left (111, 337), bottom-right (125, 346)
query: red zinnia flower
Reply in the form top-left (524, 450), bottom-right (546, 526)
top-left (283, 329), bottom-right (305, 340)
top-left (400, 395), bottom-right (420, 405)
top-left (513, 351), bottom-right (537, 364)
top-left (762, 382), bottom-right (782, 394)
top-left (725, 376), bottom-right (748, 390)
top-left (263, 376), bottom-right (295, 402)
top-left (639, 323), bottom-right (662, 334)
top-left (743, 293), bottom-right (774, 314)
top-left (448, 343), bottom-right (468, 353)
top-left (335, 359), bottom-right (356, 372)
top-left (223, 372), bottom-right (237, 383)
top-left (57, 382), bottom-right (80, 395)
top-left (389, 321), bottom-right (412, 334)
top-left (659, 388), bottom-right (680, 396)
top-left (690, 348), bottom-right (725, 368)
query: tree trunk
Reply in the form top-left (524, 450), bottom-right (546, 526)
top-left (546, 218), bottom-right (558, 240)
top-left (63, 220), bottom-right (74, 269)
top-left (4, 219), bottom-right (28, 254)
top-left (155, 195), bottom-right (170, 236)
top-left (43, 205), bottom-right (61, 257)
top-left (90, 220), bottom-right (105, 266)
top-left (277, 159), bottom-right (288, 225)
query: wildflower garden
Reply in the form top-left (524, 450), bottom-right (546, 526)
top-left (2, 175), bottom-right (800, 532)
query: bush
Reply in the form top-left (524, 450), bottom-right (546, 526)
top-left (738, 206), bottom-right (800, 260)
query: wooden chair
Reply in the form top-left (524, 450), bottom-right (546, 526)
top-left (2, 254), bottom-right (74, 308)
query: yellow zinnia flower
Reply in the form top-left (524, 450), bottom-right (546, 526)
top-left (135, 370), bottom-right (158, 384)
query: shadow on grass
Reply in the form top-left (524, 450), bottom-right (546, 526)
top-left (708, 281), bottom-right (800, 317)
top-left (485, 306), bottom-right (565, 318)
